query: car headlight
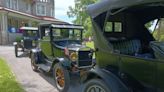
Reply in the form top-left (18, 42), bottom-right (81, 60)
top-left (70, 52), bottom-right (78, 62)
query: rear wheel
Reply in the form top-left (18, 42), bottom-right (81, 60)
top-left (84, 79), bottom-right (112, 92)
top-left (53, 63), bottom-right (70, 92)
top-left (31, 53), bottom-right (38, 72)
top-left (14, 45), bottom-right (18, 57)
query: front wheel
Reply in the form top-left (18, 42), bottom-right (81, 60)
top-left (53, 63), bottom-right (70, 92)
top-left (31, 53), bottom-right (38, 72)
top-left (83, 79), bottom-right (112, 92)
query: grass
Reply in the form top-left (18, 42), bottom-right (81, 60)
top-left (86, 41), bottom-right (95, 59)
top-left (0, 58), bottom-right (24, 92)
top-left (86, 41), bottom-right (94, 49)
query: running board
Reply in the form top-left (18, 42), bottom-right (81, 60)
top-left (38, 64), bottom-right (51, 72)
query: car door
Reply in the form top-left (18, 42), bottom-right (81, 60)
top-left (40, 30), bottom-right (53, 59)
top-left (120, 55), bottom-right (157, 91)
top-left (157, 60), bottom-right (164, 92)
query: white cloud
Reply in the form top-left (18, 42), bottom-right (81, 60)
top-left (55, 0), bottom-right (75, 23)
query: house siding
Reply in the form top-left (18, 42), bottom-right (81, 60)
top-left (0, 0), bottom-right (54, 17)
top-left (0, 0), bottom-right (56, 45)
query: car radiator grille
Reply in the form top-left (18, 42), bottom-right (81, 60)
top-left (78, 51), bottom-right (92, 67)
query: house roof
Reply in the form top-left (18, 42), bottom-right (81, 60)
top-left (87, 0), bottom-right (164, 18)
top-left (0, 6), bottom-right (66, 23)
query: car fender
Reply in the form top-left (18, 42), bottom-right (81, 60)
top-left (84, 67), bottom-right (129, 92)
top-left (52, 58), bottom-right (71, 69)
top-left (29, 48), bottom-right (41, 58)
top-left (31, 48), bottom-right (41, 53)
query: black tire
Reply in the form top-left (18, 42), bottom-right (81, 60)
top-left (53, 63), bottom-right (70, 92)
top-left (31, 53), bottom-right (38, 72)
top-left (14, 45), bottom-right (18, 57)
top-left (83, 79), bottom-right (112, 92)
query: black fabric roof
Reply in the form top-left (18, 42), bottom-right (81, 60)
top-left (87, 0), bottom-right (164, 18)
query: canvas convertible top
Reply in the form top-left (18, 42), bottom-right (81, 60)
top-left (20, 27), bottom-right (38, 31)
top-left (39, 23), bottom-right (84, 30)
top-left (87, 0), bottom-right (164, 18)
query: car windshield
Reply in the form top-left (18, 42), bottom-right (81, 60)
top-left (52, 28), bottom-right (82, 41)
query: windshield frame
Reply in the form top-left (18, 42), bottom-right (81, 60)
top-left (50, 28), bottom-right (83, 42)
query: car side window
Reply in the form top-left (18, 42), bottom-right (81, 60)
top-left (42, 28), bottom-right (50, 40)
top-left (115, 22), bottom-right (122, 32)
top-left (105, 22), bottom-right (112, 32)
top-left (105, 22), bottom-right (122, 32)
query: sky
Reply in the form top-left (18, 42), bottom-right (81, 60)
top-left (55, 0), bottom-right (75, 23)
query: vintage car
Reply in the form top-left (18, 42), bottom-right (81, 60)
top-left (13, 27), bottom-right (38, 57)
top-left (83, 0), bottom-right (164, 92)
top-left (30, 23), bottom-right (94, 92)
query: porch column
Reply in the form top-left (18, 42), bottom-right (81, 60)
top-left (0, 14), bottom-right (2, 45)
top-left (1, 13), bottom-right (9, 45)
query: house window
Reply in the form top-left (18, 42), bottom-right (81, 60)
top-left (36, 4), bottom-right (46, 16)
top-left (6, 0), bottom-right (11, 8)
top-left (51, 8), bottom-right (54, 17)
top-left (12, 0), bottom-right (18, 10)
top-left (6, 0), bottom-right (18, 10)
top-left (39, 0), bottom-right (48, 2)
top-left (26, 3), bottom-right (31, 13)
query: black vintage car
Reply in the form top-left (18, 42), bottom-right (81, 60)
top-left (13, 27), bottom-right (38, 57)
top-left (83, 0), bottom-right (164, 92)
top-left (30, 23), bottom-right (94, 92)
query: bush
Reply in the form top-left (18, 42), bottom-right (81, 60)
top-left (15, 36), bottom-right (22, 42)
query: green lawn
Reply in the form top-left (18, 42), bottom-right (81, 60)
top-left (86, 41), bottom-right (95, 58)
top-left (0, 58), bottom-right (24, 92)
top-left (86, 41), bottom-right (94, 49)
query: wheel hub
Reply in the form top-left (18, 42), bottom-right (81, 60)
top-left (87, 85), bottom-right (106, 92)
top-left (55, 68), bottom-right (65, 89)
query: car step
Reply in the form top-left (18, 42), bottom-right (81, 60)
top-left (45, 59), bottom-right (52, 66)
top-left (37, 64), bottom-right (51, 72)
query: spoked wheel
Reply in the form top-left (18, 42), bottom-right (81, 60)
top-left (14, 45), bottom-right (18, 57)
top-left (53, 63), bottom-right (70, 92)
top-left (31, 53), bottom-right (38, 72)
top-left (84, 79), bottom-right (111, 92)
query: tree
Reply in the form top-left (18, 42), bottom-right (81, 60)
top-left (67, 0), bottom-right (98, 38)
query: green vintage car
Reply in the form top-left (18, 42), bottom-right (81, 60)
top-left (30, 23), bottom-right (94, 92)
top-left (83, 0), bottom-right (164, 92)
top-left (13, 27), bottom-right (38, 57)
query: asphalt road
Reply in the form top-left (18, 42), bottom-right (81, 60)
top-left (0, 46), bottom-right (83, 92)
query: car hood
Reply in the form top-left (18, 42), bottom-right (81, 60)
top-left (67, 44), bottom-right (91, 51)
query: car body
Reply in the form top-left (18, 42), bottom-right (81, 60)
top-left (30, 23), bottom-right (94, 92)
top-left (13, 27), bottom-right (38, 57)
top-left (83, 0), bottom-right (164, 92)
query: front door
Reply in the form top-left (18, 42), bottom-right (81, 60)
top-left (120, 55), bottom-right (157, 91)
top-left (157, 61), bottom-right (164, 92)
top-left (40, 35), bottom-right (53, 59)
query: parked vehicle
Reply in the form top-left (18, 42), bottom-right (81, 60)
top-left (13, 27), bottom-right (38, 57)
top-left (83, 0), bottom-right (164, 92)
top-left (30, 23), bottom-right (94, 92)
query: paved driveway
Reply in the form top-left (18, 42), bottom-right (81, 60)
top-left (0, 46), bottom-right (83, 92)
